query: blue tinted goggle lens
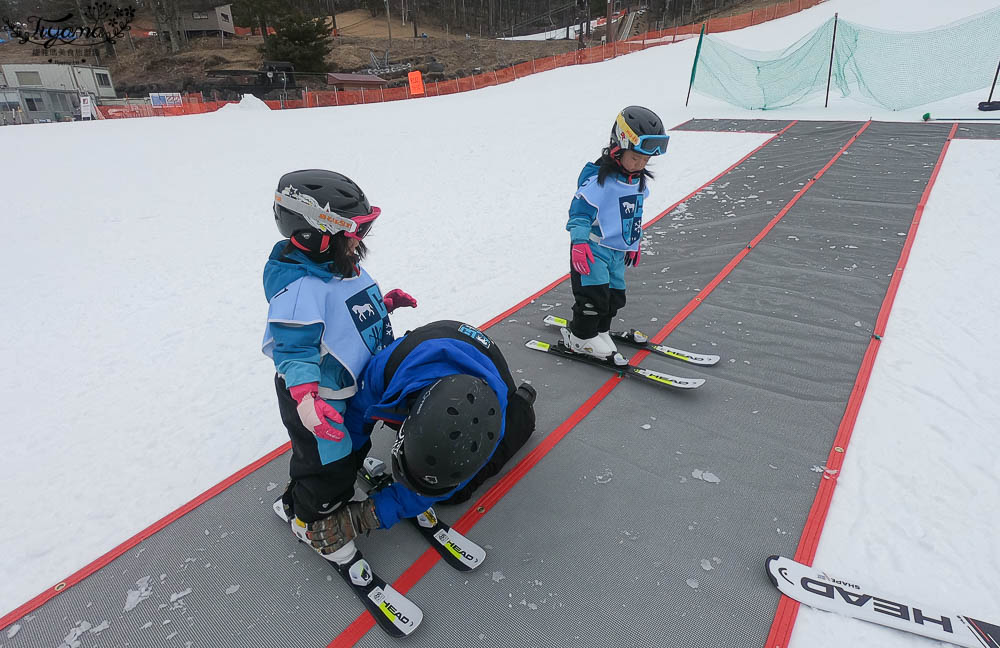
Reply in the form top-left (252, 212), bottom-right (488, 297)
top-left (634, 134), bottom-right (669, 156)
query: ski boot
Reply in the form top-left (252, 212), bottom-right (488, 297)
top-left (560, 328), bottom-right (629, 366)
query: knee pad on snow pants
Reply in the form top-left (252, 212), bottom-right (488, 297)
top-left (275, 374), bottom-right (371, 523)
top-left (440, 382), bottom-right (537, 506)
top-left (570, 272), bottom-right (627, 338)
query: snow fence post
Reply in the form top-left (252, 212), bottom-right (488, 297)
top-left (685, 23), bottom-right (706, 107)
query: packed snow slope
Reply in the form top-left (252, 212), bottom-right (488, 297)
top-left (1, 0), bottom-right (998, 643)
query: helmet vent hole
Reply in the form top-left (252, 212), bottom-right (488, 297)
top-left (449, 430), bottom-right (461, 440)
top-left (472, 417), bottom-right (479, 424)
top-left (470, 441), bottom-right (478, 453)
top-left (304, 184), bottom-right (322, 190)
top-left (426, 455), bottom-right (437, 466)
top-left (466, 393), bottom-right (475, 404)
top-left (447, 406), bottom-right (459, 415)
top-left (487, 432), bottom-right (495, 440)
top-left (488, 408), bottom-right (496, 416)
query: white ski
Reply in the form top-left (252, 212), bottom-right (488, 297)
top-left (273, 498), bottom-right (422, 637)
top-left (767, 556), bottom-right (1000, 648)
top-left (542, 315), bottom-right (720, 366)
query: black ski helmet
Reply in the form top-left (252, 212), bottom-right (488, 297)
top-left (610, 105), bottom-right (669, 157)
top-left (390, 375), bottom-right (502, 497)
top-left (273, 169), bottom-right (372, 252)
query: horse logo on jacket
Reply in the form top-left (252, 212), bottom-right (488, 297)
top-left (619, 194), bottom-right (644, 246)
top-left (347, 286), bottom-right (393, 355)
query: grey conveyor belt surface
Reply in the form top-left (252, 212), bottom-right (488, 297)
top-left (2, 120), bottom-right (959, 648)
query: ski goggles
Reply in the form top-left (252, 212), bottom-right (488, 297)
top-left (275, 190), bottom-right (381, 239)
top-left (615, 113), bottom-right (670, 156)
top-left (344, 206), bottom-right (380, 240)
top-left (631, 134), bottom-right (670, 156)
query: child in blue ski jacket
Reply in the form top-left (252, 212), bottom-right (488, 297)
top-left (263, 169), bottom-right (416, 564)
top-left (563, 106), bottom-right (669, 364)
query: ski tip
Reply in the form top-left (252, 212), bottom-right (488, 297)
top-left (377, 584), bottom-right (423, 636)
top-left (765, 555), bottom-right (781, 587)
top-left (635, 369), bottom-right (706, 389)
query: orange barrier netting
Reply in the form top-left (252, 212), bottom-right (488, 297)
top-left (97, 0), bottom-right (826, 120)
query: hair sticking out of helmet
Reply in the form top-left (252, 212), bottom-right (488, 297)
top-left (610, 105), bottom-right (669, 158)
top-left (390, 375), bottom-right (502, 497)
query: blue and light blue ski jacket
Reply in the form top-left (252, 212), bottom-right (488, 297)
top-left (566, 162), bottom-right (649, 252)
top-left (262, 241), bottom-right (392, 462)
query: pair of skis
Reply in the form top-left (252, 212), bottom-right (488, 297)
top-left (272, 458), bottom-right (486, 638)
top-left (526, 315), bottom-right (718, 391)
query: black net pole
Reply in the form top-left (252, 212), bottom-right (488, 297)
top-left (988, 58), bottom-right (1000, 103)
top-left (824, 13), bottom-right (839, 108)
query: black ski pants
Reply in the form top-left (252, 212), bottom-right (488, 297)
top-left (569, 270), bottom-right (627, 339)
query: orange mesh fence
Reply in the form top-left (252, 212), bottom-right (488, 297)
top-left (434, 80), bottom-right (460, 96)
top-left (98, 0), bottom-right (824, 120)
top-left (473, 71), bottom-right (496, 88)
top-left (513, 61), bottom-right (536, 78)
top-left (496, 67), bottom-right (516, 84)
top-left (707, 16), bottom-right (730, 32)
top-left (730, 12), bottom-right (753, 30)
top-left (534, 55), bottom-right (558, 73)
top-left (385, 86), bottom-right (408, 101)
top-left (553, 51), bottom-right (577, 67)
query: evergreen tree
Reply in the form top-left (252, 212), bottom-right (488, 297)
top-left (260, 12), bottom-right (332, 73)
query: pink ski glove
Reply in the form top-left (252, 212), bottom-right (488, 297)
top-left (571, 243), bottom-right (595, 275)
top-left (625, 249), bottom-right (641, 267)
top-left (382, 288), bottom-right (417, 313)
top-left (289, 382), bottom-right (344, 442)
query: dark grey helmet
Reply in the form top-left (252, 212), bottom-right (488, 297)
top-left (390, 375), bottom-right (502, 497)
top-left (273, 170), bottom-right (373, 244)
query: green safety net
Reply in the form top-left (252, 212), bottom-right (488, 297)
top-left (692, 7), bottom-right (1000, 110)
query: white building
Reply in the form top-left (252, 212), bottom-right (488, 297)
top-left (1, 63), bottom-right (116, 99)
top-left (0, 64), bottom-right (115, 124)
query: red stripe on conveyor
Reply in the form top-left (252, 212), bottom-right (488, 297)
top-left (762, 122), bottom-right (958, 648)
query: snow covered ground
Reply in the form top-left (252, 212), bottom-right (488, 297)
top-left (2, 0), bottom-right (999, 642)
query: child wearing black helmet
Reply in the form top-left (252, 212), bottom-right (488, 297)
top-left (262, 169), bottom-right (417, 566)
top-left (562, 106), bottom-right (668, 364)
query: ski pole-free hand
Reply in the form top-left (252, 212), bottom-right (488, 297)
top-left (383, 288), bottom-right (417, 313)
top-left (571, 243), bottom-right (595, 275)
top-left (289, 382), bottom-right (344, 441)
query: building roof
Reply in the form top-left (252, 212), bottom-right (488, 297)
top-left (326, 73), bottom-right (388, 87)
